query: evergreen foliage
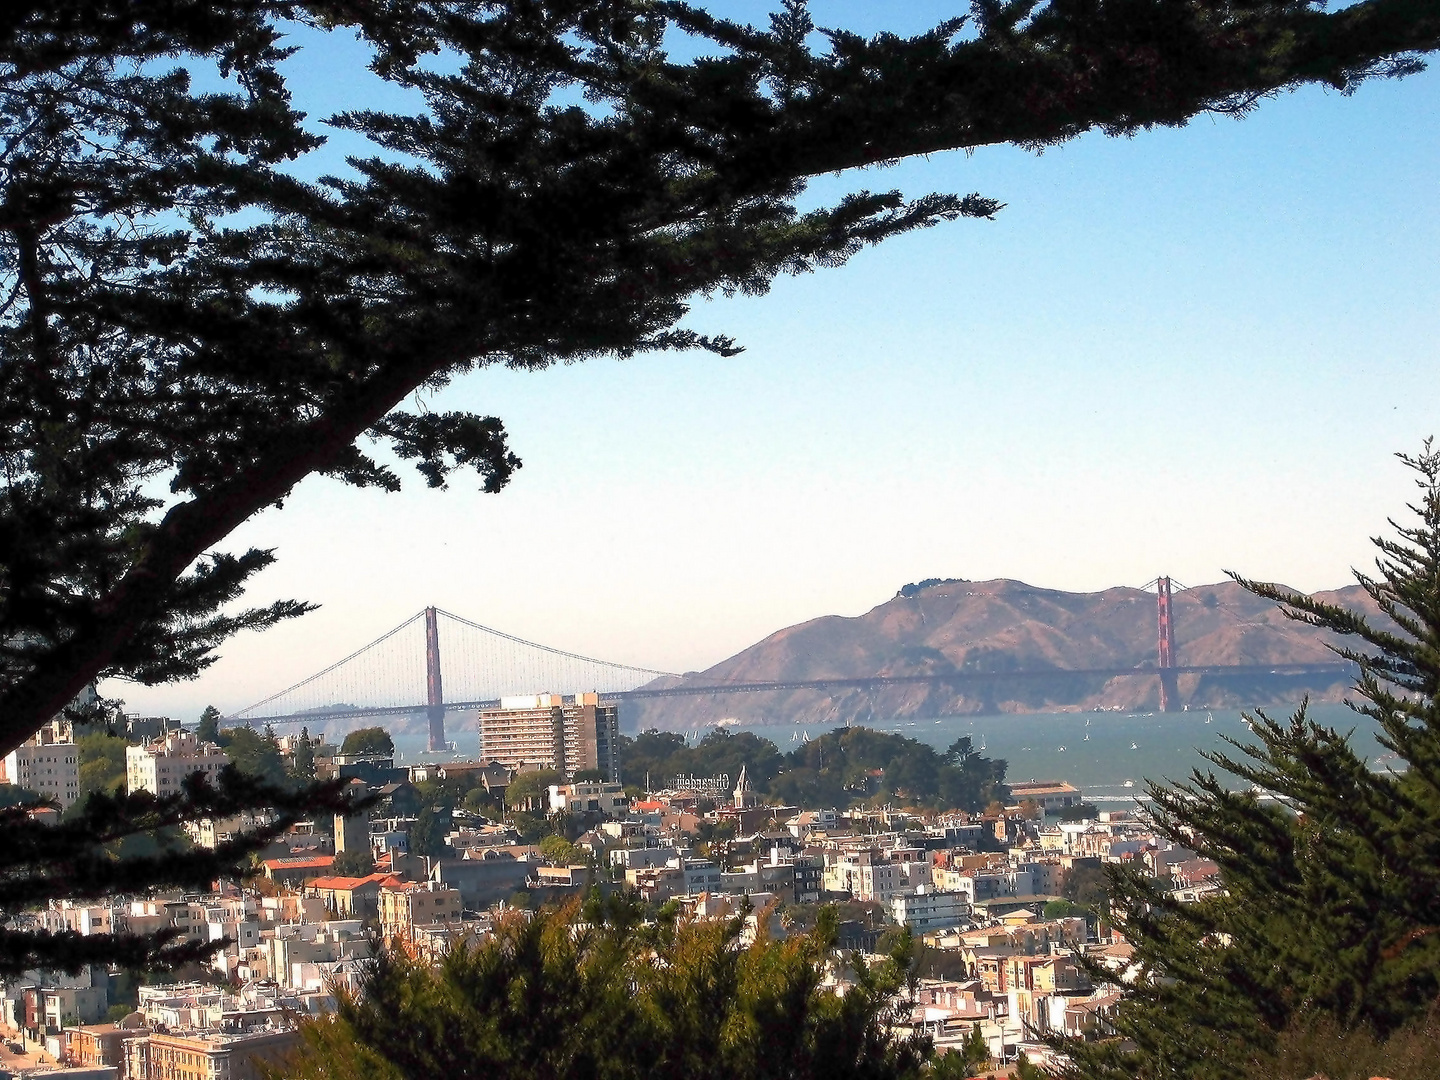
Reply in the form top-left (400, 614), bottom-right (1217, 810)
top-left (0, 784), bottom-right (43, 809)
top-left (619, 729), bottom-right (786, 792)
top-left (0, 768), bottom-right (358, 978)
top-left (74, 729), bottom-right (129, 805)
top-left (292, 727), bottom-right (317, 779)
top-left (410, 804), bottom-right (453, 858)
top-left (927, 1024), bottom-right (992, 1079)
top-left (618, 726), bottom-right (1006, 811)
top-left (1061, 444), bottom-right (1440, 1078)
top-left (219, 724), bottom-right (289, 786)
top-left (5, 0), bottom-right (1440, 759)
top-left (772, 729), bottom-right (1008, 811)
top-left (197, 707), bottom-right (223, 746)
top-left (341, 727), bottom-right (395, 756)
top-left (537, 834), bottom-right (582, 865)
top-left (504, 769), bottom-right (563, 812)
top-left (331, 848), bottom-right (377, 878)
top-left (286, 895), bottom-right (932, 1080)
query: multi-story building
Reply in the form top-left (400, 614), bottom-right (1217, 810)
top-left (1007, 780), bottom-right (1083, 813)
top-left (304, 873), bottom-right (404, 918)
top-left (38, 899), bottom-right (123, 936)
top-left (822, 846), bottom-right (929, 903)
top-left (127, 730), bottom-right (229, 797)
top-left (259, 922), bottom-right (371, 991)
top-left (377, 881), bottom-right (463, 942)
top-left (890, 886), bottom-right (972, 932)
top-left (546, 781), bottom-right (628, 817)
top-left (477, 692), bottom-right (620, 781)
top-left (681, 858), bottom-right (723, 895)
top-left (64, 1022), bottom-right (137, 1071)
top-left (1, 717), bottom-right (80, 809)
top-left (125, 1026), bottom-right (302, 1080)
top-left (1017, 858), bottom-right (1067, 897)
top-left (187, 809), bottom-right (278, 849)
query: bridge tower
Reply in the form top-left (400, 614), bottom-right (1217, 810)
top-left (425, 606), bottom-right (445, 751)
top-left (1156, 577), bottom-right (1179, 712)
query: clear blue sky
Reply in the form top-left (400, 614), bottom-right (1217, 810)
top-left (110, 3), bottom-right (1440, 720)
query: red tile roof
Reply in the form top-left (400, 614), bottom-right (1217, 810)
top-left (307, 873), bottom-right (404, 891)
top-left (263, 855), bottom-right (335, 871)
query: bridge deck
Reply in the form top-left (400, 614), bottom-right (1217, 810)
top-left (241, 661), bottom-right (1356, 725)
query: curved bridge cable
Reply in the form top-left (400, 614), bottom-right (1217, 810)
top-left (233, 609), bottom-right (427, 718)
top-left (434, 608), bottom-right (676, 679)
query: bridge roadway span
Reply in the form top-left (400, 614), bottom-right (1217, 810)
top-left (244, 661), bottom-right (1356, 726)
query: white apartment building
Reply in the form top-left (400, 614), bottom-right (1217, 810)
top-left (822, 847), bottom-right (929, 903)
top-left (127, 729), bottom-right (229, 796)
top-left (1, 718), bottom-right (80, 809)
top-left (546, 780), bottom-right (629, 817)
top-left (891, 886), bottom-right (972, 932)
top-left (39, 900), bottom-right (123, 936)
top-left (186, 808), bottom-right (278, 849)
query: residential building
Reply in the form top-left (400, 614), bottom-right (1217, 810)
top-left (408, 760), bottom-right (511, 789)
top-left (891, 887), bottom-right (972, 932)
top-left (304, 874), bottom-right (403, 918)
top-left (315, 753), bottom-right (398, 785)
top-left (38, 900), bottom-right (123, 937)
top-left (125, 1026), bottom-right (302, 1080)
top-left (822, 846), bottom-right (929, 903)
top-left (785, 809), bottom-right (838, 838)
top-left (1017, 859), bottom-right (1066, 897)
top-left (187, 809), bottom-right (277, 850)
top-left (547, 781), bottom-right (628, 817)
top-left (430, 855), bottom-right (532, 910)
top-left (682, 858), bottom-right (723, 895)
top-left (610, 846), bottom-right (690, 871)
top-left (262, 855), bottom-right (335, 887)
top-left (126, 730), bottom-right (228, 797)
top-left (625, 865), bottom-right (685, 902)
top-left (16, 978), bottom-right (110, 1037)
top-left (1006, 781), bottom-right (1083, 813)
top-left (2, 717), bottom-right (80, 809)
top-left (64, 1022), bottom-right (136, 1070)
top-left (258, 922), bottom-right (370, 991)
top-left (938, 868), bottom-right (1034, 904)
top-left (377, 881), bottom-right (463, 941)
top-left (476, 693), bottom-right (620, 781)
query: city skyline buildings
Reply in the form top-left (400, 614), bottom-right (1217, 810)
top-left (105, 7), bottom-right (1440, 722)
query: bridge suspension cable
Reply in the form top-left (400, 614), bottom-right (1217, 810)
top-left (232, 610), bottom-right (427, 721)
top-left (230, 605), bottom-right (676, 726)
top-left (434, 608), bottom-right (674, 679)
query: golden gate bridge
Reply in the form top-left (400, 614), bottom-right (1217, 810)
top-left (229, 579), bottom-right (1355, 750)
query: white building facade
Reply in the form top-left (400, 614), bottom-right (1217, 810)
top-left (1, 718), bottom-right (80, 809)
top-left (127, 729), bottom-right (229, 796)
top-left (891, 886), bottom-right (972, 932)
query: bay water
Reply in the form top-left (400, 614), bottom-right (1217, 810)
top-left (395, 700), bottom-right (1399, 807)
top-left (747, 701), bottom-right (1393, 805)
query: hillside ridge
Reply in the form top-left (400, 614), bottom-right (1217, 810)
top-left (624, 578), bottom-right (1379, 730)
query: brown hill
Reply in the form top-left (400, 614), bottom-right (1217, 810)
top-left (623, 578), bottom-right (1383, 730)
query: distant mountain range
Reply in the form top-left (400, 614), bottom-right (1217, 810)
top-left (622, 578), bottom-right (1382, 730)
